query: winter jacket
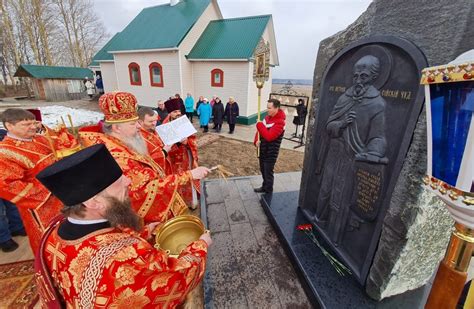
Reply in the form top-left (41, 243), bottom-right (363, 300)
top-left (154, 108), bottom-right (169, 126)
top-left (95, 78), bottom-right (103, 90)
top-left (197, 103), bottom-right (212, 126)
top-left (212, 102), bottom-right (225, 125)
top-left (185, 96), bottom-right (195, 113)
top-left (292, 103), bottom-right (307, 126)
top-left (178, 98), bottom-right (186, 115)
top-left (224, 102), bottom-right (239, 124)
top-left (85, 81), bottom-right (94, 95)
top-left (196, 100), bottom-right (204, 112)
top-left (254, 109), bottom-right (286, 163)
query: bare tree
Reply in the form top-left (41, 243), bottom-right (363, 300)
top-left (2, 0), bottom-right (24, 88)
top-left (53, 0), bottom-right (108, 67)
top-left (31, 0), bottom-right (54, 65)
top-left (15, 0), bottom-right (43, 65)
top-left (1, 0), bottom-right (109, 83)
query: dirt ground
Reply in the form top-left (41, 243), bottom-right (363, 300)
top-left (197, 133), bottom-right (304, 179)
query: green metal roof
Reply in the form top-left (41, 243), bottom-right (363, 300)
top-left (187, 15), bottom-right (271, 60)
top-left (14, 64), bottom-right (93, 79)
top-left (91, 0), bottom-right (210, 63)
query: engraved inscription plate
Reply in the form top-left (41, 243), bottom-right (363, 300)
top-left (351, 163), bottom-right (384, 221)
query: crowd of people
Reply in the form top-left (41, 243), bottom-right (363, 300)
top-left (155, 93), bottom-right (240, 135)
top-left (0, 90), bottom-right (285, 307)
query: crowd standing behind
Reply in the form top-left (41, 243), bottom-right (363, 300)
top-left (154, 93), bottom-right (241, 134)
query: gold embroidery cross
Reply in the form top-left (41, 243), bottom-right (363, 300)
top-left (46, 243), bottom-right (66, 270)
top-left (153, 281), bottom-right (182, 308)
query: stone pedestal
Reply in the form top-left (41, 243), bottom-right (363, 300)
top-left (261, 191), bottom-right (431, 308)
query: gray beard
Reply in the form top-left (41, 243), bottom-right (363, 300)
top-left (122, 134), bottom-right (149, 155)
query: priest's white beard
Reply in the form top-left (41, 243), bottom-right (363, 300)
top-left (123, 134), bottom-right (149, 155)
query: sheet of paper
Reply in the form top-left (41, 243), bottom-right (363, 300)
top-left (156, 115), bottom-right (197, 145)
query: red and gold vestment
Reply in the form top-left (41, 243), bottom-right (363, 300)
top-left (41, 225), bottom-right (208, 308)
top-left (79, 126), bottom-right (189, 223)
top-left (139, 127), bottom-right (173, 175)
top-left (166, 134), bottom-right (200, 207)
top-left (0, 135), bottom-right (63, 252)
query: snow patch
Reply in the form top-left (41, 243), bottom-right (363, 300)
top-left (39, 106), bottom-right (103, 128)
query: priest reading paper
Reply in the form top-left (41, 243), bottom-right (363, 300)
top-left (156, 115), bottom-right (197, 146)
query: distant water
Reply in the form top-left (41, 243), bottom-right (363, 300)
top-left (272, 79), bottom-right (313, 85)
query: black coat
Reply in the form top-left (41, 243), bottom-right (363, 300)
top-left (154, 108), bottom-right (169, 125)
top-left (224, 102), bottom-right (239, 124)
top-left (292, 103), bottom-right (307, 126)
top-left (178, 98), bottom-right (186, 115)
top-left (212, 102), bottom-right (225, 125)
top-left (260, 134), bottom-right (284, 163)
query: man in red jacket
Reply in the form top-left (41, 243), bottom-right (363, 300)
top-left (253, 99), bottom-right (286, 193)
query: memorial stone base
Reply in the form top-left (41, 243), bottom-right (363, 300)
top-left (260, 173), bottom-right (433, 308)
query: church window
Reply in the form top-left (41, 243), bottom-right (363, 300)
top-left (149, 62), bottom-right (164, 87)
top-left (211, 69), bottom-right (224, 87)
top-left (128, 62), bottom-right (142, 86)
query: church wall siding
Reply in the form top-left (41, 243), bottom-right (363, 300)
top-left (100, 62), bottom-right (118, 93)
top-left (193, 61), bottom-right (250, 116)
top-left (113, 51), bottom-right (181, 106)
top-left (179, 2), bottom-right (221, 98)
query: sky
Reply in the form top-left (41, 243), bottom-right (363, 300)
top-left (92, 0), bottom-right (372, 80)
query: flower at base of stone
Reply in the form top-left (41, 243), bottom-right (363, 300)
top-left (296, 222), bottom-right (352, 277)
top-left (296, 223), bottom-right (313, 231)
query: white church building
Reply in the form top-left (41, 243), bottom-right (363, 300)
top-left (90, 0), bottom-right (279, 124)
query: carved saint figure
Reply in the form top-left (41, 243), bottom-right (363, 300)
top-left (316, 55), bottom-right (388, 244)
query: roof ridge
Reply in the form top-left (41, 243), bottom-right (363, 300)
top-left (211, 14), bottom-right (272, 23)
top-left (142, 2), bottom-right (170, 10)
top-left (187, 12), bottom-right (272, 60)
top-left (91, 0), bottom-right (211, 53)
top-left (143, 0), bottom-right (211, 10)
top-left (22, 64), bottom-right (88, 69)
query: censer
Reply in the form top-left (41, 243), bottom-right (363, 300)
top-left (154, 215), bottom-right (205, 257)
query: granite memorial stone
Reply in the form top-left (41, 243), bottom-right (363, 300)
top-left (300, 36), bottom-right (427, 284)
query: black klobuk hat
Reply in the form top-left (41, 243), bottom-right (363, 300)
top-left (36, 144), bottom-right (123, 206)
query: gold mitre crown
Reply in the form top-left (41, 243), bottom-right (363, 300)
top-left (99, 91), bottom-right (139, 124)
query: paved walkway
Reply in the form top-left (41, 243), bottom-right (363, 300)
top-left (201, 172), bottom-right (311, 308)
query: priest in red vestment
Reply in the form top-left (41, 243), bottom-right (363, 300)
top-left (35, 144), bottom-right (211, 308)
top-left (0, 108), bottom-right (79, 252)
top-left (163, 110), bottom-right (201, 209)
top-left (79, 91), bottom-right (209, 224)
top-left (137, 106), bottom-right (173, 175)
